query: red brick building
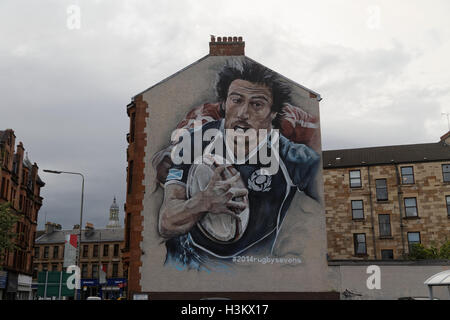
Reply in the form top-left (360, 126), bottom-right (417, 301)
top-left (123, 36), bottom-right (333, 299)
top-left (0, 129), bottom-right (45, 300)
top-left (123, 96), bottom-right (147, 297)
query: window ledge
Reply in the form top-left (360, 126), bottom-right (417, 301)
top-left (379, 236), bottom-right (394, 240)
top-left (354, 254), bottom-right (369, 258)
top-left (376, 200), bottom-right (389, 203)
top-left (403, 216), bottom-right (420, 220)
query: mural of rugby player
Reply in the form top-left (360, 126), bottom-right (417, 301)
top-left (156, 60), bottom-right (321, 270)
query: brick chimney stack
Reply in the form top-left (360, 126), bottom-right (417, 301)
top-left (209, 35), bottom-right (245, 56)
top-left (440, 131), bottom-right (450, 145)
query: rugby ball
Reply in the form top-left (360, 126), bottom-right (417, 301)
top-left (186, 156), bottom-right (250, 243)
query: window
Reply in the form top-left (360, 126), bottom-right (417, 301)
top-left (349, 170), bottom-right (361, 188)
top-left (125, 213), bottom-right (131, 249)
top-left (351, 200), bottom-right (364, 219)
top-left (447, 196), bottom-right (450, 216)
top-left (130, 112), bottom-right (136, 143)
top-left (103, 244), bottom-right (109, 257)
top-left (52, 264), bottom-right (58, 271)
top-left (112, 263), bottom-right (119, 277)
top-left (93, 245), bottom-right (99, 258)
top-left (34, 247), bottom-right (40, 259)
top-left (381, 249), bottom-right (394, 260)
top-left (404, 197), bottom-right (418, 217)
top-left (43, 246), bottom-right (49, 259)
top-left (81, 264), bottom-right (88, 278)
top-left (375, 179), bottom-right (388, 201)
top-left (401, 166), bottom-right (414, 184)
top-left (0, 177), bottom-right (5, 199)
top-left (42, 264), bottom-right (48, 272)
top-left (19, 195), bottom-right (23, 211)
top-left (378, 214), bottom-right (391, 237)
top-left (443, 164), bottom-right (450, 182)
top-left (113, 244), bottom-right (119, 257)
top-left (353, 234), bottom-right (367, 255)
top-left (53, 246), bottom-right (59, 259)
top-left (82, 245), bottom-right (88, 258)
top-left (92, 264), bottom-right (98, 279)
top-left (407, 232), bottom-right (421, 252)
top-left (128, 161), bottom-right (134, 194)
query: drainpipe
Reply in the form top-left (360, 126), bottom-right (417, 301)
top-left (367, 165), bottom-right (378, 259)
top-left (393, 161), bottom-right (406, 259)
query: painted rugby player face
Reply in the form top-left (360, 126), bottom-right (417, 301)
top-left (224, 79), bottom-right (276, 133)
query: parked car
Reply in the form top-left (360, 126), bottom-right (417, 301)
top-left (86, 296), bottom-right (102, 300)
top-left (398, 296), bottom-right (440, 300)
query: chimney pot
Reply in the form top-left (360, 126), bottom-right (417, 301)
top-left (45, 222), bottom-right (57, 234)
top-left (209, 35), bottom-right (245, 56)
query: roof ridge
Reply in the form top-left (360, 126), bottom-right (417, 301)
top-left (323, 141), bottom-right (441, 153)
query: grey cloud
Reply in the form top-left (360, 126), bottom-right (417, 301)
top-left (1, 1), bottom-right (449, 230)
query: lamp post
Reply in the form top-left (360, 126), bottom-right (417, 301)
top-left (43, 169), bottom-right (84, 300)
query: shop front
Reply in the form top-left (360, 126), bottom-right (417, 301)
top-left (80, 278), bottom-right (126, 300)
top-left (80, 279), bottom-right (100, 300)
top-left (17, 274), bottom-right (32, 300)
top-left (5, 271), bottom-right (18, 300)
top-left (0, 270), bottom-right (7, 300)
top-left (101, 278), bottom-right (127, 300)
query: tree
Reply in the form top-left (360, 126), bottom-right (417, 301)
top-left (408, 241), bottom-right (450, 260)
top-left (0, 202), bottom-right (20, 268)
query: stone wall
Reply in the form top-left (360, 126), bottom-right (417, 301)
top-left (324, 161), bottom-right (450, 260)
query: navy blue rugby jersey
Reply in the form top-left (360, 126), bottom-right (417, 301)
top-left (163, 120), bottom-right (320, 263)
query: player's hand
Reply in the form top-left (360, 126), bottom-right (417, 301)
top-left (200, 165), bottom-right (248, 220)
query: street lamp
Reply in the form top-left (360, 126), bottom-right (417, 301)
top-left (43, 169), bottom-right (84, 300)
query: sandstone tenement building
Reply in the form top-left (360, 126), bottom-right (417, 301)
top-left (33, 199), bottom-right (126, 300)
top-left (323, 131), bottom-right (450, 260)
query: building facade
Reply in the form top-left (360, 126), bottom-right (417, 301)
top-left (0, 129), bottom-right (45, 300)
top-left (124, 36), bottom-right (335, 299)
top-left (34, 200), bottom-right (126, 300)
top-left (324, 132), bottom-right (450, 261)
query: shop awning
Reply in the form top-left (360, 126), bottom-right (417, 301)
top-left (424, 270), bottom-right (450, 300)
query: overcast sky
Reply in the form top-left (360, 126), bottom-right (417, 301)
top-left (1, 0), bottom-right (449, 230)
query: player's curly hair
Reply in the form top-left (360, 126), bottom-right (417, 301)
top-left (216, 60), bottom-right (292, 128)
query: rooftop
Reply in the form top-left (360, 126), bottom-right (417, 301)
top-left (35, 228), bottom-right (124, 244)
top-left (323, 134), bottom-right (450, 169)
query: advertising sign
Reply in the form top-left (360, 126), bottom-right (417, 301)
top-left (63, 234), bottom-right (78, 268)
